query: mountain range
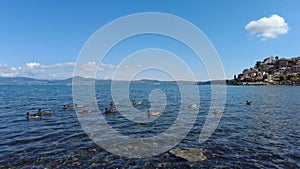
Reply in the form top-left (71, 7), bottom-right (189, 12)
top-left (0, 77), bottom-right (225, 85)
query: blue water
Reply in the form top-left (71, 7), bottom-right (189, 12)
top-left (0, 85), bottom-right (299, 168)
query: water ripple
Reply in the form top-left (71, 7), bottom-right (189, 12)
top-left (0, 85), bottom-right (299, 168)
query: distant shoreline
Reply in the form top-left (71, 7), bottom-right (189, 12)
top-left (1, 76), bottom-right (299, 86)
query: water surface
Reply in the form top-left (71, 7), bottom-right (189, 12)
top-left (0, 85), bottom-right (299, 168)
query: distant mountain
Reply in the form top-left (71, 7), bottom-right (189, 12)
top-left (0, 76), bottom-right (224, 85)
top-left (196, 80), bottom-right (226, 85)
top-left (0, 77), bottom-right (50, 85)
top-left (0, 76), bottom-right (107, 85)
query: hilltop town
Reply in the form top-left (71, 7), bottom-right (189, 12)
top-left (229, 56), bottom-right (300, 85)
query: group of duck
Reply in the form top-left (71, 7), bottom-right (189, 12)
top-left (26, 101), bottom-right (144, 119)
top-left (26, 104), bottom-right (84, 119)
top-left (26, 100), bottom-right (252, 119)
top-left (188, 100), bottom-right (252, 115)
top-left (26, 108), bottom-right (52, 119)
top-left (106, 101), bottom-right (162, 116)
top-left (188, 103), bottom-right (222, 115)
top-left (76, 101), bottom-right (160, 116)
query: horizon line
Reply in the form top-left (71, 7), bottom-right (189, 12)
top-left (0, 76), bottom-right (228, 82)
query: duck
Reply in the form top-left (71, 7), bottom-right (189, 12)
top-left (75, 104), bottom-right (84, 108)
top-left (105, 108), bottom-right (118, 113)
top-left (148, 111), bottom-right (161, 116)
top-left (109, 102), bottom-right (118, 106)
top-left (188, 104), bottom-right (198, 108)
top-left (63, 105), bottom-right (73, 110)
top-left (79, 110), bottom-right (93, 114)
top-left (213, 109), bottom-right (222, 115)
top-left (26, 112), bottom-right (41, 119)
top-left (38, 108), bottom-right (52, 115)
top-left (132, 101), bottom-right (142, 105)
top-left (246, 100), bottom-right (252, 106)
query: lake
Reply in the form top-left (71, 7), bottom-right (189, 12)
top-left (0, 85), bottom-right (299, 168)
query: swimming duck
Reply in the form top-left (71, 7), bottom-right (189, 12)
top-left (188, 104), bottom-right (198, 108)
top-left (213, 109), bottom-right (222, 115)
top-left (75, 104), bottom-right (84, 108)
top-left (148, 111), bottom-right (161, 116)
top-left (105, 108), bottom-right (118, 113)
top-left (26, 112), bottom-right (41, 119)
top-left (109, 102), bottom-right (118, 106)
top-left (38, 108), bottom-right (52, 115)
top-left (79, 110), bottom-right (93, 114)
top-left (246, 100), bottom-right (252, 106)
top-left (132, 101), bottom-right (142, 105)
top-left (63, 105), bottom-right (73, 110)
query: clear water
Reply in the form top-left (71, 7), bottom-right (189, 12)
top-left (0, 85), bottom-right (299, 168)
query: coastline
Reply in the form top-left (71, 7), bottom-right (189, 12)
top-left (1, 76), bottom-right (299, 86)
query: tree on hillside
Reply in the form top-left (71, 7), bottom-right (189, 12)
top-left (287, 74), bottom-right (299, 85)
top-left (279, 75), bottom-right (286, 84)
top-left (255, 61), bottom-right (262, 68)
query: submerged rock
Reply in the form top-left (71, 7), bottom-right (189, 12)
top-left (169, 148), bottom-right (207, 162)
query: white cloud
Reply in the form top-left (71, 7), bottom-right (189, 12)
top-left (0, 61), bottom-right (118, 79)
top-left (245, 14), bottom-right (289, 40)
top-left (0, 62), bottom-right (75, 79)
top-left (40, 62), bottom-right (75, 69)
top-left (10, 67), bottom-right (17, 71)
top-left (0, 73), bottom-right (16, 77)
top-left (72, 61), bottom-right (118, 79)
top-left (0, 63), bottom-right (7, 68)
top-left (26, 62), bottom-right (40, 68)
top-left (0, 63), bottom-right (16, 77)
top-left (24, 62), bottom-right (75, 79)
top-left (99, 62), bottom-right (117, 69)
top-left (80, 61), bottom-right (98, 76)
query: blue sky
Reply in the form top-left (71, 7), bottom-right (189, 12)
top-left (0, 0), bottom-right (299, 80)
